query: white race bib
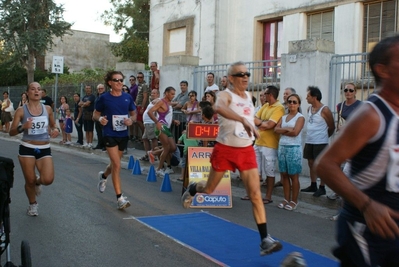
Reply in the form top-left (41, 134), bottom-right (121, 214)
top-left (234, 122), bottom-right (254, 140)
top-left (112, 115), bottom-right (128, 131)
top-left (386, 145), bottom-right (399, 193)
top-left (28, 116), bottom-right (48, 135)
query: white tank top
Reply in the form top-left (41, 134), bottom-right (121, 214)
top-left (305, 105), bottom-right (329, 144)
top-left (216, 89), bottom-right (255, 147)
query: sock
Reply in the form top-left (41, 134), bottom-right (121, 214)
top-left (29, 201), bottom-right (37, 205)
top-left (257, 223), bottom-right (268, 240)
top-left (101, 173), bottom-right (107, 179)
top-left (116, 194), bottom-right (122, 199)
top-left (319, 185), bottom-right (325, 189)
top-left (188, 184), bottom-right (197, 196)
top-left (311, 182), bottom-right (317, 188)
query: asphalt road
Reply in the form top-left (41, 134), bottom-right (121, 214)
top-left (0, 137), bottom-right (336, 267)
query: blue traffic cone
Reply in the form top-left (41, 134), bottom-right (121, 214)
top-left (127, 155), bottom-right (135, 170)
top-left (132, 159), bottom-right (142, 175)
top-left (146, 165), bottom-right (157, 182)
top-left (160, 173), bottom-right (172, 192)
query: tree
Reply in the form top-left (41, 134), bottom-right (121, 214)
top-left (0, 0), bottom-right (72, 83)
top-left (101, 0), bottom-right (150, 63)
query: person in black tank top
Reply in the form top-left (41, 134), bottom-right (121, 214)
top-left (316, 35), bottom-right (399, 266)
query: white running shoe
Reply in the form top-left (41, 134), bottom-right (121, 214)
top-left (35, 175), bottom-right (42, 196)
top-left (97, 171), bottom-right (107, 193)
top-left (117, 194), bottom-right (131, 209)
top-left (156, 169), bottom-right (165, 177)
top-left (260, 234), bottom-right (283, 256)
top-left (27, 203), bottom-right (38, 216)
top-left (164, 167), bottom-right (174, 174)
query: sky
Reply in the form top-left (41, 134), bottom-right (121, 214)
top-left (55, 0), bottom-right (122, 42)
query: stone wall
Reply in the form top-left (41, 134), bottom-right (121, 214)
top-left (45, 30), bottom-right (120, 73)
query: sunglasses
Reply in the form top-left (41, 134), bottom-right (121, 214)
top-left (137, 76), bottom-right (144, 79)
top-left (288, 100), bottom-right (298, 104)
top-left (129, 79), bottom-right (135, 81)
top-left (231, 72), bottom-right (251, 77)
top-left (344, 88), bottom-right (355, 93)
top-left (111, 78), bottom-right (124, 83)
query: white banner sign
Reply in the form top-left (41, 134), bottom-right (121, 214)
top-left (52, 56), bottom-right (64, 74)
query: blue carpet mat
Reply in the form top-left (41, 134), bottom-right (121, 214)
top-left (136, 212), bottom-right (337, 267)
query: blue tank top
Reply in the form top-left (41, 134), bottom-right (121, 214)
top-left (22, 104), bottom-right (50, 142)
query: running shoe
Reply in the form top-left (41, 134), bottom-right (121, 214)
top-left (147, 151), bottom-right (155, 164)
top-left (35, 175), bottom-right (42, 196)
top-left (156, 169), bottom-right (165, 177)
top-left (97, 171), bottom-right (107, 193)
top-left (260, 234), bottom-right (283, 256)
top-left (164, 167), bottom-right (174, 174)
top-left (27, 203), bottom-right (38, 216)
top-left (117, 194), bottom-right (131, 209)
top-left (181, 181), bottom-right (206, 208)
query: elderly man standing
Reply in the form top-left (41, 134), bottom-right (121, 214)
top-left (182, 61), bottom-right (282, 256)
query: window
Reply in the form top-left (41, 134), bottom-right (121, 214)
top-left (363, 0), bottom-right (398, 52)
top-left (263, 21), bottom-right (283, 61)
top-left (307, 10), bottom-right (334, 41)
top-left (263, 21), bottom-right (282, 79)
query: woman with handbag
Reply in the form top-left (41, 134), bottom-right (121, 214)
top-left (336, 83), bottom-right (361, 132)
top-left (329, 83), bottom-right (362, 220)
top-left (1, 91), bottom-right (13, 133)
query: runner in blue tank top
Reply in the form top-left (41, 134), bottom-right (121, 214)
top-left (316, 35), bottom-right (399, 266)
top-left (93, 71), bottom-right (137, 210)
top-left (9, 82), bottom-right (60, 216)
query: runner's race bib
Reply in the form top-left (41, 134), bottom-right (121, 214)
top-left (28, 116), bottom-right (48, 135)
top-left (112, 115), bottom-right (128, 131)
top-left (387, 145), bottom-right (399, 193)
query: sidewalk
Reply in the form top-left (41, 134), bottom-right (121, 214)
top-left (1, 132), bottom-right (339, 217)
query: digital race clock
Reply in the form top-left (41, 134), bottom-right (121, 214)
top-left (187, 123), bottom-right (219, 140)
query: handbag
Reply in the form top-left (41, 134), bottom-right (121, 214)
top-left (338, 101), bottom-right (345, 128)
top-left (4, 100), bottom-right (14, 115)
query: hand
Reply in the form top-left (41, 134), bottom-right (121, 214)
top-left (99, 116), bottom-right (108, 126)
top-left (363, 200), bottom-right (399, 239)
top-left (124, 117), bottom-right (134, 126)
top-left (242, 118), bottom-right (260, 139)
top-left (50, 128), bottom-right (59, 138)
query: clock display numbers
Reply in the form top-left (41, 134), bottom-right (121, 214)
top-left (186, 123), bottom-right (219, 140)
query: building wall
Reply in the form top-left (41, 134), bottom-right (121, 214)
top-left (150, 0), bottom-right (364, 68)
top-left (45, 30), bottom-right (119, 73)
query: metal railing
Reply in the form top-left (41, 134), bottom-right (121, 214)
top-left (192, 59), bottom-right (281, 103)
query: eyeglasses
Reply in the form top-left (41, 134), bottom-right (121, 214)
top-left (231, 72), bottom-right (251, 77)
top-left (288, 100), bottom-right (298, 104)
top-left (111, 78), bottom-right (124, 83)
top-left (344, 88), bottom-right (355, 93)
